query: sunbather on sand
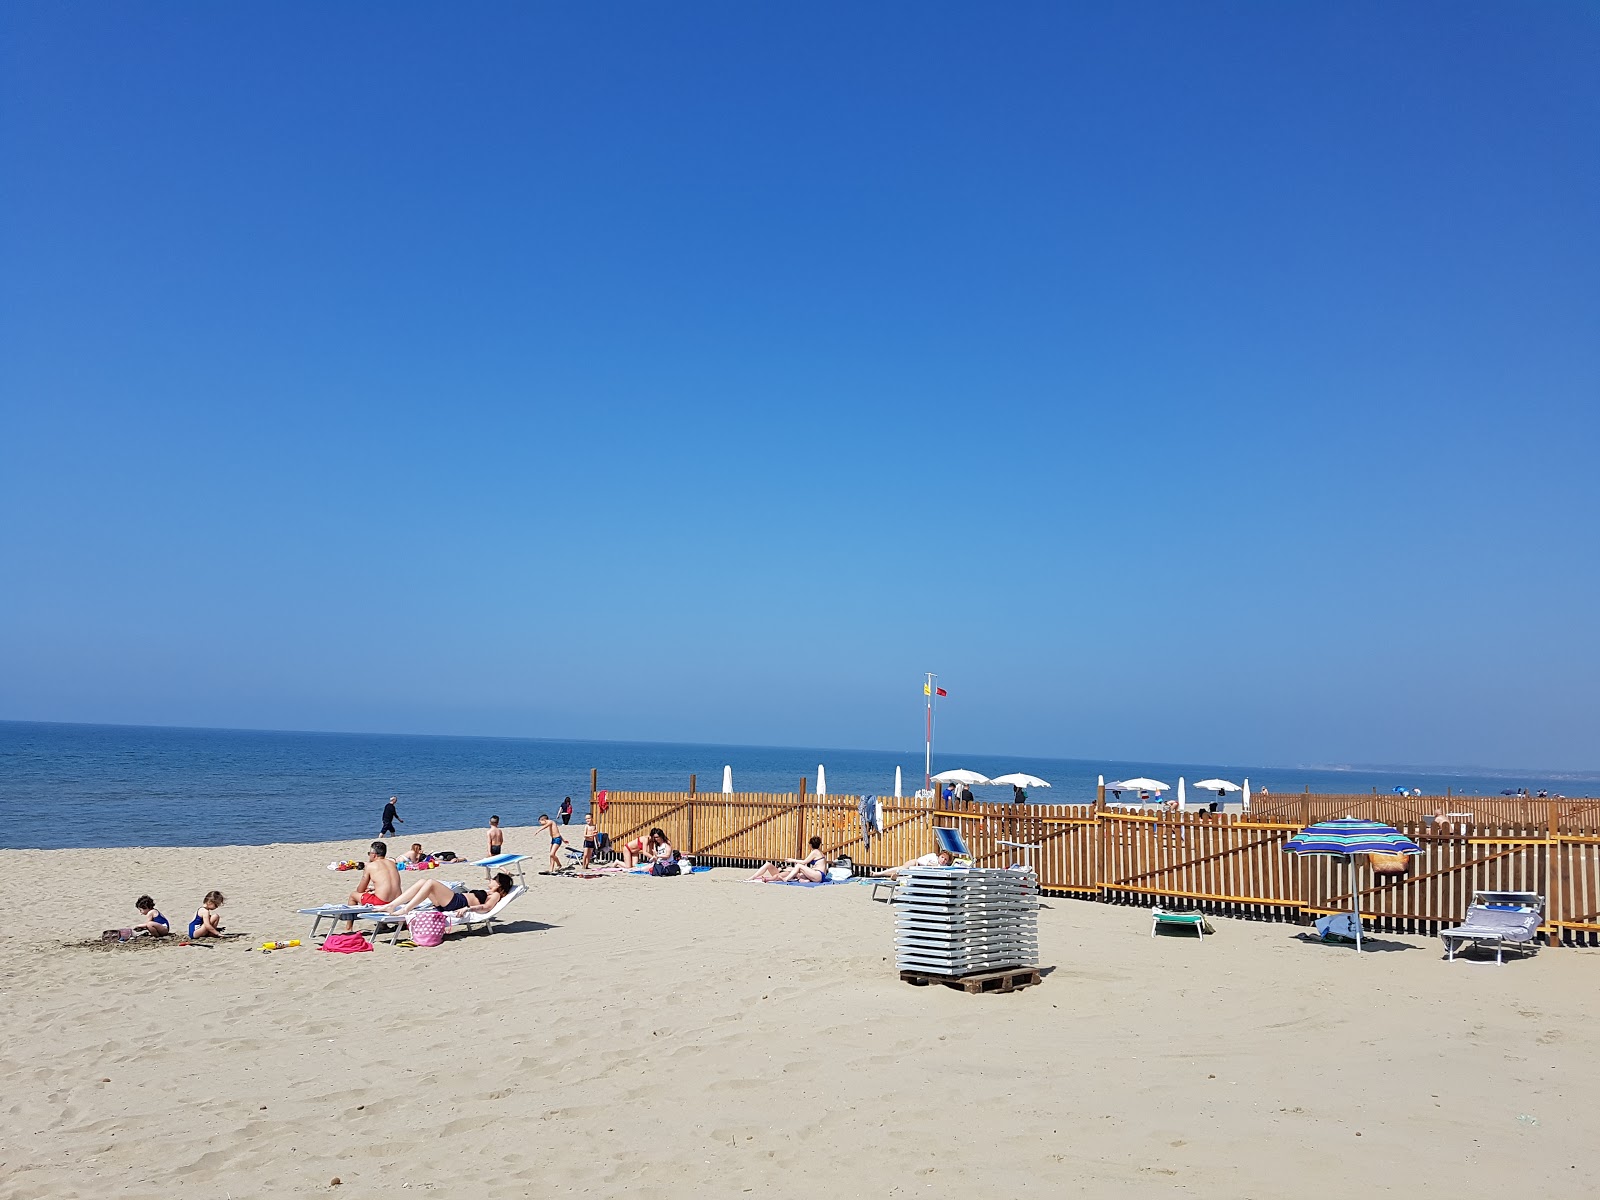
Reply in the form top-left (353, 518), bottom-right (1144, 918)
top-left (188, 891), bottom-right (226, 938)
top-left (871, 849), bottom-right (955, 877)
top-left (749, 836), bottom-right (829, 883)
top-left (620, 828), bottom-right (673, 869)
top-left (385, 872), bottom-right (515, 917)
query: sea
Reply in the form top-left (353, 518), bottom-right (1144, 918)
top-left (2, 720), bottom-right (1595, 851)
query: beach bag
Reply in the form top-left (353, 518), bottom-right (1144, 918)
top-left (650, 860), bottom-right (681, 877)
top-left (321, 932), bottom-right (372, 954)
top-left (408, 909), bottom-right (448, 947)
top-left (1369, 852), bottom-right (1410, 876)
top-left (830, 854), bottom-right (854, 882)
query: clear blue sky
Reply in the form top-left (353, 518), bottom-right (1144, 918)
top-left (2, 3), bottom-right (1596, 770)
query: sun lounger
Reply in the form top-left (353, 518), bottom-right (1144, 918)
top-left (1440, 891), bottom-right (1544, 963)
top-left (446, 884), bottom-right (526, 935)
top-left (297, 903), bottom-right (392, 939)
top-left (1151, 908), bottom-right (1212, 939)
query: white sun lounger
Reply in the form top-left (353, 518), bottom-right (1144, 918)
top-left (446, 884), bottom-right (526, 935)
top-left (297, 903), bottom-right (392, 939)
top-left (1440, 891), bottom-right (1544, 963)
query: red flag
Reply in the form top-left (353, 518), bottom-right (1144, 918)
top-left (935, 687), bottom-right (947, 697)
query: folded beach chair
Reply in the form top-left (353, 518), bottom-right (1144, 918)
top-left (1152, 907), bottom-right (1212, 940)
top-left (1440, 891), bottom-right (1544, 963)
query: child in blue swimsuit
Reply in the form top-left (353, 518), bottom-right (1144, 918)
top-left (537, 813), bottom-right (565, 873)
top-left (189, 890), bottom-right (226, 939)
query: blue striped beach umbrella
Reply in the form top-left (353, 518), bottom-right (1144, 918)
top-left (1282, 818), bottom-right (1421, 953)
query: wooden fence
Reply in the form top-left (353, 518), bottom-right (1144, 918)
top-left (593, 786), bottom-right (1600, 946)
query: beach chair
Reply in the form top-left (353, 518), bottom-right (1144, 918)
top-left (446, 884), bottom-right (526, 935)
top-left (297, 903), bottom-right (393, 940)
top-left (1151, 907), bottom-right (1212, 940)
top-left (934, 826), bottom-right (973, 862)
top-left (1440, 891), bottom-right (1544, 963)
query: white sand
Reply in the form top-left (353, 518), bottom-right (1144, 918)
top-left (1, 823), bottom-right (1596, 1199)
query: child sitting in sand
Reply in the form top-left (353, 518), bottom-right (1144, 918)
top-left (749, 836), bottom-right (829, 883)
top-left (188, 891), bottom-right (226, 939)
top-left (537, 813), bottom-right (565, 872)
top-left (134, 895), bottom-right (171, 936)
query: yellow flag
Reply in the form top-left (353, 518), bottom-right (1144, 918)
top-left (923, 683), bottom-right (931, 695)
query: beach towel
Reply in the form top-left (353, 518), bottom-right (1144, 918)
top-left (321, 932), bottom-right (372, 954)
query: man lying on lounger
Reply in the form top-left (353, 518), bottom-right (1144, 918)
top-left (871, 849), bottom-right (955, 878)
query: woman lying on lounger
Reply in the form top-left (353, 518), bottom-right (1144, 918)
top-left (748, 836), bottom-right (830, 883)
top-left (870, 849), bottom-right (955, 878)
top-left (384, 872), bottom-right (516, 917)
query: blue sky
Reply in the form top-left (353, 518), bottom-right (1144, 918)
top-left (2, 3), bottom-right (1597, 769)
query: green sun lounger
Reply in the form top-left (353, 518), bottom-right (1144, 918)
top-left (1151, 908), bottom-right (1213, 939)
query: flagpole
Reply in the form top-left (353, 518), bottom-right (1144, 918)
top-left (924, 671), bottom-right (936, 794)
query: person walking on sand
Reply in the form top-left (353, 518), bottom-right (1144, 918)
top-left (559, 796), bottom-right (573, 826)
top-left (381, 796), bottom-right (403, 837)
top-left (536, 813), bottom-right (565, 872)
top-left (487, 815), bottom-right (505, 857)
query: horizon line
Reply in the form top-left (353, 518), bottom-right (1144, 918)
top-left (2, 716), bottom-right (1596, 783)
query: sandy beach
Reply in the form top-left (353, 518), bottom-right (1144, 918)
top-left (2, 822), bottom-right (1596, 1199)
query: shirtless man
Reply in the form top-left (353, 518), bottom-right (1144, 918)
top-left (346, 841), bottom-right (403, 915)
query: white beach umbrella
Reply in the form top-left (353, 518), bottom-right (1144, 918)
top-left (1098, 774), bottom-right (1105, 787)
top-left (816, 764), bottom-right (827, 799)
top-left (1193, 778), bottom-right (1241, 795)
top-left (1178, 777), bottom-right (1186, 807)
top-left (722, 765), bottom-right (733, 795)
top-left (1243, 778), bottom-right (1251, 811)
top-left (989, 772), bottom-right (1051, 789)
top-left (1111, 777), bottom-right (1170, 792)
top-left (933, 769), bottom-right (991, 786)
top-left (894, 765), bottom-right (902, 798)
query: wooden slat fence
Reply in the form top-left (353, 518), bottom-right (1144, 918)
top-left (593, 788), bottom-right (1600, 945)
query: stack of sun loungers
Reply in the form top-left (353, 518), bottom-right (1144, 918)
top-left (893, 867), bottom-right (1039, 979)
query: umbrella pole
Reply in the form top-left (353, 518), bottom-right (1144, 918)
top-left (1350, 857), bottom-right (1361, 953)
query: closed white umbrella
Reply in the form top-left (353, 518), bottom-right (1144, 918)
top-left (816, 764), bottom-right (827, 799)
top-left (933, 769), bottom-right (991, 786)
top-left (894, 765), bottom-right (902, 798)
top-left (989, 772), bottom-right (1051, 788)
top-left (722, 765), bottom-right (733, 795)
top-left (1243, 778), bottom-right (1251, 811)
top-left (1178, 777), bottom-right (1186, 808)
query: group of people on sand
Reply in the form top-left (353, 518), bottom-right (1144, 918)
top-left (340, 839), bottom-right (514, 923)
top-left (746, 839), bottom-right (958, 884)
top-left (105, 890), bottom-right (227, 943)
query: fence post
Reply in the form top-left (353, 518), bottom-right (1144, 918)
top-left (590, 768), bottom-right (598, 808)
top-left (688, 775), bottom-right (696, 854)
top-left (1546, 799), bottom-right (1561, 950)
top-left (1094, 781), bottom-right (1106, 901)
top-left (797, 777), bottom-right (808, 859)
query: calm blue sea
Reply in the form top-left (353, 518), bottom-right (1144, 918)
top-left (1, 720), bottom-right (1595, 850)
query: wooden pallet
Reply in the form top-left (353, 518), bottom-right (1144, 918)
top-left (898, 966), bottom-right (1042, 994)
